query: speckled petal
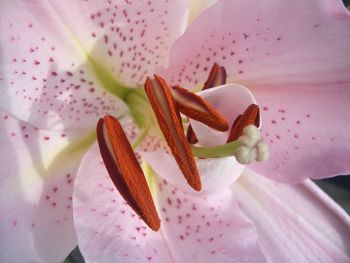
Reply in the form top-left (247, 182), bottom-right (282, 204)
top-left (0, 110), bottom-right (94, 262)
top-left (73, 143), bottom-right (177, 263)
top-left (73, 143), bottom-right (266, 263)
top-left (153, 177), bottom-right (266, 263)
top-left (161, 0), bottom-right (350, 183)
top-left (0, 0), bottom-right (189, 131)
top-left (233, 168), bottom-right (350, 262)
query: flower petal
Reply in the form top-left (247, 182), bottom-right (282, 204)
top-left (0, 0), bottom-right (189, 130)
top-left (140, 150), bottom-right (243, 195)
top-left (190, 84), bottom-right (257, 147)
top-left (233, 168), bottom-right (350, 262)
top-left (153, 176), bottom-right (266, 263)
top-left (161, 0), bottom-right (350, 182)
top-left (162, 0), bottom-right (350, 87)
top-left (73, 143), bottom-right (179, 263)
top-left (250, 85), bottom-right (350, 182)
top-left (0, 110), bottom-right (94, 262)
top-left (73, 144), bottom-right (266, 262)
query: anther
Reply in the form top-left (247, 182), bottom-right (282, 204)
top-left (96, 115), bottom-right (161, 231)
top-left (170, 85), bottom-right (229, 132)
top-left (227, 104), bottom-right (260, 142)
top-left (144, 75), bottom-right (202, 191)
top-left (186, 124), bottom-right (198, 144)
top-left (186, 63), bottom-right (228, 144)
top-left (203, 63), bottom-right (227, 90)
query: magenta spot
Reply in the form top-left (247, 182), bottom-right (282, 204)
top-left (52, 202), bottom-right (57, 207)
top-left (271, 120), bottom-right (276, 124)
top-left (296, 120), bottom-right (301, 124)
top-left (294, 134), bottom-right (299, 139)
top-left (263, 107), bottom-right (268, 111)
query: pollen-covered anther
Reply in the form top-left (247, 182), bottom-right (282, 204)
top-left (96, 115), bottom-right (161, 231)
top-left (234, 125), bottom-right (269, 164)
top-left (144, 75), bottom-right (202, 191)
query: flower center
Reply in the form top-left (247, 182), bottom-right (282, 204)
top-left (95, 63), bottom-right (269, 231)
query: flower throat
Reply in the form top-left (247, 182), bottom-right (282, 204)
top-left (96, 64), bottom-right (269, 231)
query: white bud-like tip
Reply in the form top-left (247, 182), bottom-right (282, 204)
top-left (234, 125), bottom-right (269, 165)
top-left (256, 140), bottom-right (269, 162)
top-left (235, 146), bottom-right (257, 164)
top-left (238, 125), bottom-right (261, 147)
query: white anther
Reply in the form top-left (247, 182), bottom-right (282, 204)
top-left (234, 125), bottom-right (269, 165)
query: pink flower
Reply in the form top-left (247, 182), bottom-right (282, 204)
top-left (0, 0), bottom-right (350, 262)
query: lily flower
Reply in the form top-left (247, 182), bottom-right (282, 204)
top-left (0, 1), bottom-right (350, 263)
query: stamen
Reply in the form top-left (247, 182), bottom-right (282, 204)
top-left (203, 63), bottom-right (227, 90)
top-left (96, 115), bottom-right (161, 231)
top-left (170, 85), bottom-right (229, 131)
top-left (144, 76), bottom-right (202, 191)
top-left (186, 124), bottom-right (198, 144)
top-left (227, 104), bottom-right (260, 142)
top-left (186, 63), bottom-right (228, 144)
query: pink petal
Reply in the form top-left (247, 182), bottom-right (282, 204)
top-left (161, 0), bottom-right (350, 182)
top-left (154, 177), bottom-right (266, 263)
top-left (233, 168), bottom-right (350, 262)
top-left (0, 0), bottom-right (189, 130)
top-left (73, 143), bottom-right (179, 263)
top-left (141, 150), bottom-right (243, 195)
top-left (188, 0), bottom-right (218, 24)
top-left (250, 85), bottom-right (350, 182)
top-left (190, 84), bottom-right (258, 147)
top-left (0, 110), bottom-right (91, 262)
top-left (73, 143), bottom-right (266, 262)
top-left (162, 0), bottom-right (350, 87)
